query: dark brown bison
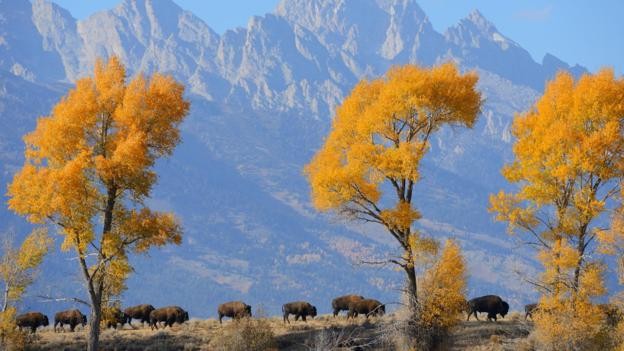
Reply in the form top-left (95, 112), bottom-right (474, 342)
top-left (149, 306), bottom-right (189, 330)
top-left (467, 295), bottom-right (509, 322)
top-left (524, 303), bottom-right (538, 320)
top-left (347, 299), bottom-right (385, 319)
top-left (332, 294), bottom-right (365, 317)
top-left (54, 309), bottom-right (87, 332)
top-left (124, 304), bottom-right (155, 327)
top-left (218, 301), bottom-right (252, 324)
top-left (598, 303), bottom-right (623, 327)
top-left (282, 301), bottom-right (317, 323)
top-left (103, 307), bottom-right (128, 329)
top-left (16, 312), bottom-right (49, 333)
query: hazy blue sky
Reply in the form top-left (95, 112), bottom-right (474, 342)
top-left (52, 0), bottom-right (623, 74)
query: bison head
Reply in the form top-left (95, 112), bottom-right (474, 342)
top-left (43, 315), bottom-right (50, 326)
top-left (244, 304), bottom-right (252, 317)
top-left (500, 301), bottom-right (510, 318)
top-left (183, 311), bottom-right (189, 322)
top-left (378, 304), bottom-right (386, 316)
top-left (310, 306), bottom-right (318, 318)
top-left (81, 314), bottom-right (87, 326)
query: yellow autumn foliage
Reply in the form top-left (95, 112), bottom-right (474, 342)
top-left (533, 265), bottom-right (608, 350)
top-left (0, 307), bottom-right (27, 350)
top-left (0, 228), bottom-right (51, 308)
top-left (418, 239), bottom-right (467, 329)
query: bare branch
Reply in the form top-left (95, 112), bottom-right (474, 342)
top-left (37, 294), bottom-right (90, 307)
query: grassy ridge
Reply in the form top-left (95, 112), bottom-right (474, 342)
top-left (23, 312), bottom-right (534, 350)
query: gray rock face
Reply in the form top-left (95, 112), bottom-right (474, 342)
top-left (0, 0), bottom-right (596, 317)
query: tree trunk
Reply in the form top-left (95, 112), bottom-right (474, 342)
top-left (404, 264), bottom-right (418, 309)
top-left (572, 228), bottom-right (587, 292)
top-left (85, 185), bottom-right (115, 351)
top-left (2, 283), bottom-right (8, 312)
top-left (87, 308), bottom-right (101, 351)
top-left (86, 288), bottom-right (102, 351)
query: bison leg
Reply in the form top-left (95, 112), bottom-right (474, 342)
top-left (294, 314), bottom-right (299, 321)
top-left (283, 313), bottom-right (289, 324)
top-left (302, 315), bottom-right (307, 322)
top-left (333, 308), bottom-right (339, 318)
top-left (31, 326), bottom-right (37, 334)
top-left (218, 313), bottom-right (223, 325)
top-left (467, 310), bottom-right (480, 321)
top-left (474, 311), bottom-right (480, 321)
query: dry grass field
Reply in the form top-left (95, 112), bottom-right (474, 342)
top-left (22, 312), bottom-right (534, 351)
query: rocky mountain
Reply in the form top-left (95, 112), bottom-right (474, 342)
top-left (0, 0), bottom-right (596, 317)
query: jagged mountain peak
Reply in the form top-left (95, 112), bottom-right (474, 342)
top-left (447, 9), bottom-right (518, 51)
top-left (32, 0), bottom-right (75, 20)
top-left (466, 9), bottom-right (492, 31)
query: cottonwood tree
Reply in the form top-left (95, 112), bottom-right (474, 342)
top-left (1, 228), bottom-right (51, 312)
top-left (0, 228), bottom-right (50, 348)
top-left (490, 69), bottom-right (624, 349)
top-left (7, 56), bottom-right (189, 351)
top-left (305, 63), bottom-right (481, 306)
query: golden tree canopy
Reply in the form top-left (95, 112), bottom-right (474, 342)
top-left (305, 63), bottom-right (481, 227)
top-left (491, 69), bottom-right (624, 241)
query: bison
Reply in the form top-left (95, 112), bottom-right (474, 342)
top-left (124, 304), bottom-right (155, 327)
top-left (103, 307), bottom-right (128, 329)
top-left (467, 295), bottom-right (509, 322)
top-left (332, 294), bottom-right (365, 317)
top-left (149, 306), bottom-right (189, 330)
top-left (54, 309), bottom-right (87, 332)
top-left (347, 299), bottom-right (385, 319)
top-left (16, 312), bottom-right (49, 333)
top-left (282, 301), bottom-right (317, 323)
top-left (218, 301), bottom-right (252, 324)
top-left (524, 303), bottom-right (538, 320)
top-left (598, 303), bottom-right (623, 327)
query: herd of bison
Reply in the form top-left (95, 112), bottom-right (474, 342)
top-left (13, 293), bottom-right (529, 334)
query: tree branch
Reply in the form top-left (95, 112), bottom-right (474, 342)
top-left (37, 294), bottom-right (90, 307)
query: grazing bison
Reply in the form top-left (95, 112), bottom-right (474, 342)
top-left (332, 295), bottom-right (365, 317)
top-left (524, 303), bottom-right (538, 320)
top-left (103, 307), bottom-right (128, 329)
top-left (598, 303), bottom-right (623, 327)
top-left (54, 309), bottom-right (87, 332)
top-left (282, 301), bottom-right (317, 323)
top-left (124, 304), bottom-right (155, 327)
top-left (16, 312), bottom-right (49, 333)
top-left (467, 295), bottom-right (509, 322)
top-left (149, 306), bottom-right (189, 330)
top-left (347, 299), bottom-right (385, 319)
top-left (218, 301), bottom-right (252, 324)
